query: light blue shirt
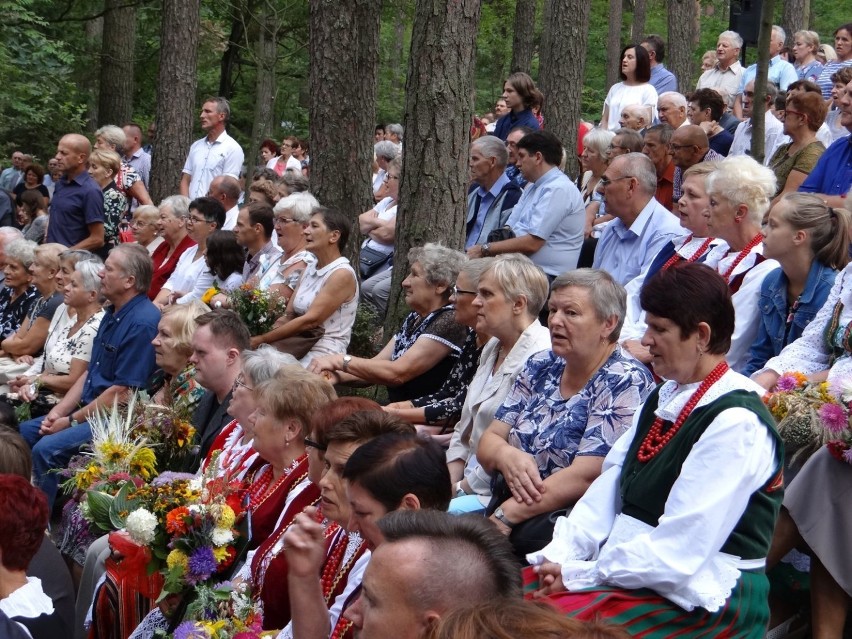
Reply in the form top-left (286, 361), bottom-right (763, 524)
top-left (592, 197), bottom-right (682, 286)
top-left (737, 55), bottom-right (798, 93)
top-left (506, 167), bottom-right (585, 277)
top-left (650, 64), bottom-right (678, 94)
top-left (466, 172), bottom-right (510, 249)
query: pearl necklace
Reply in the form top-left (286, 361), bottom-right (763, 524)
top-left (637, 361), bottom-right (729, 462)
top-left (720, 234), bottom-right (762, 281)
top-left (662, 235), bottom-right (715, 271)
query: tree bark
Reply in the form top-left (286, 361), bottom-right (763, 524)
top-left (510, 0), bottom-right (536, 74)
top-left (84, 16), bottom-right (104, 131)
top-left (149, 0), bottom-right (200, 203)
top-left (97, 0), bottom-right (136, 126)
top-left (384, 0), bottom-right (481, 332)
top-left (605, 0), bottom-right (624, 91)
top-left (309, 0), bottom-right (382, 229)
top-left (631, 0), bottom-right (646, 44)
top-left (539, 0), bottom-right (590, 178)
top-left (246, 6), bottom-right (278, 181)
top-left (750, 0), bottom-right (775, 164)
top-left (666, 0), bottom-right (699, 92)
top-left (781, 0), bottom-right (809, 48)
top-left (219, 9), bottom-right (246, 100)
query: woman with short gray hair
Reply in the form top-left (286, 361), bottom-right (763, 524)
top-left (310, 243), bottom-right (474, 403)
top-left (477, 268), bottom-right (654, 556)
top-left (94, 124), bottom-right (153, 208)
top-left (0, 239), bottom-right (39, 338)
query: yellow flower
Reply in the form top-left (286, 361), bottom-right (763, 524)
top-left (129, 447), bottom-right (157, 479)
top-left (212, 546), bottom-right (230, 563)
top-left (201, 287), bottom-right (220, 304)
top-left (166, 549), bottom-right (189, 571)
top-left (217, 505), bottom-right (236, 529)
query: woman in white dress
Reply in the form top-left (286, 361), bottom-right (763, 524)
top-left (601, 45), bottom-right (659, 131)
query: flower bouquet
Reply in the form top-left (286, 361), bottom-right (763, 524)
top-left (764, 371), bottom-right (852, 465)
top-left (133, 389), bottom-right (200, 474)
top-left (228, 284), bottom-right (287, 336)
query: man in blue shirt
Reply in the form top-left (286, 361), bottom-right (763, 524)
top-left (46, 134), bottom-right (105, 251)
top-left (468, 130), bottom-right (585, 279)
top-left (798, 76), bottom-right (852, 207)
top-left (465, 136), bottom-right (522, 249)
top-left (642, 35), bottom-right (678, 94)
top-left (20, 244), bottom-right (160, 508)
top-left (732, 25), bottom-right (798, 118)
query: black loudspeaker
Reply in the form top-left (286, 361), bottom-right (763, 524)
top-left (729, 0), bottom-right (763, 45)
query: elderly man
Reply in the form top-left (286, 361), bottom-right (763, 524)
top-left (729, 80), bottom-right (786, 165)
top-left (688, 88), bottom-right (735, 156)
top-left (641, 35), bottom-right (678, 94)
top-left (180, 97), bottom-right (244, 200)
top-left (0, 151), bottom-right (25, 191)
top-left (207, 175), bottom-right (241, 230)
top-left (657, 92), bottom-right (688, 128)
top-left (373, 140), bottom-right (400, 200)
top-left (465, 136), bottom-right (523, 249)
top-left (504, 126), bottom-right (534, 188)
top-left (733, 25), bottom-right (798, 119)
top-left (385, 123), bottom-right (404, 150)
top-left (469, 131), bottom-right (585, 279)
top-left (641, 124), bottom-right (676, 211)
top-left (618, 104), bottom-right (652, 133)
top-left (592, 152), bottom-right (682, 287)
top-left (46, 134), bottom-right (105, 251)
top-left (346, 510), bottom-right (521, 639)
top-left (697, 30), bottom-right (744, 108)
top-left (798, 76), bottom-right (852, 206)
top-left (607, 128), bottom-right (644, 161)
top-left (19, 244), bottom-right (160, 508)
top-left (670, 125), bottom-right (725, 201)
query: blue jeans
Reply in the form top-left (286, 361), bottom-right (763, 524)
top-left (20, 416), bottom-right (92, 510)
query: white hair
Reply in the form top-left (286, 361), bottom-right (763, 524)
top-left (705, 155), bottom-right (777, 224)
top-left (718, 30), bottom-right (744, 49)
top-left (658, 92), bottom-right (687, 108)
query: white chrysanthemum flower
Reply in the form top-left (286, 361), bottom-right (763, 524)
top-left (125, 508), bottom-right (158, 544)
top-left (211, 527), bottom-right (234, 546)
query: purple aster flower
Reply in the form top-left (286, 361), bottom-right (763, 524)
top-left (173, 621), bottom-right (207, 639)
top-left (818, 403), bottom-right (849, 434)
top-left (775, 374), bottom-right (800, 392)
top-left (843, 447), bottom-right (852, 464)
top-left (187, 546), bottom-right (218, 584)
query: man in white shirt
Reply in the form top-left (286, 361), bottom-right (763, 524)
top-left (696, 31), bottom-right (744, 109)
top-left (207, 175), bottom-right (241, 230)
top-left (657, 92), bottom-right (689, 129)
top-left (180, 97), bottom-right (244, 200)
top-left (729, 80), bottom-right (786, 165)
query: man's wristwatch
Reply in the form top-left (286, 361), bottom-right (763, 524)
top-left (493, 506), bottom-right (515, 528)
top-left (342, 354), bottom-right (353, 371)
top-left (69, 414), bottom-right (79, 428)
top-left (482, 243), bottom-right (491, 257)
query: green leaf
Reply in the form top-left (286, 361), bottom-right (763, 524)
top-left (86, 490), bottom-right (116, 533)
top-left (109, 481), bottom-right (142, 529)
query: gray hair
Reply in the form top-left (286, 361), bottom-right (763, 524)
top-left (95, 125), bottom-right (126, 154)
top-left (59, 249), bottom-right (100, 270)
top-left (459, 257), bottom-right (495, 288)
top-left (705, 155), bottom-right (777, 224)
top-left (241, 345), bottom-right (298, 385)
top-left (274, 192), bottom-right (320, 224)
top-left (772, 25), bottom-right (786, 42)
top-left (718, 30), bottom-right (744, 49)
top-left (160, 194), bottom-right (190, 219)
top-left (374, 140), bottom-right (400, 161)
top-left (551, 268), bottom-right (626, 342)
top-left (616, 152), bottom-right (657, 195)
top-left (110, 244), bottom-right (153, 294)
top-left (74, 259), bottom-right (104, 293)
top-left (582, 128), bottom-right (616, 157)
top-left (204, 96), bottom-right (231, 122)
top-left (612, 128), bottom-right (644, 153)
top-left (471, 136), bottom-right (508, 168)
top-left (645, 123), bottom-right (675, 145)
top-left (4, 238), bottom-right (37, 268)
top-left (484, 254), bottom-right (550, 317)
top-left (0, 227), bottom-right (23, 249)
top-left (408, 243), bottom-right (467, 290)
top-left (279, 171), bottom-right (310, 194)
top-left (658, 91), bottom-right (687, 108)
top-left (386, 123), bottom-right (404, 140)
top-left (133, 204), bottom-right (160, 224)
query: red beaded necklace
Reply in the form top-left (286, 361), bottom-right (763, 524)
top-left (662, 235), bottom-right (715, 271)
top-left (637, 360), bottom-right (729, 462)
top-left (720, 233), bottom-right (762, 281)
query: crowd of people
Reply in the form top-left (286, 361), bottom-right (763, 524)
top-left (0, 20), bottom-right (851, 639)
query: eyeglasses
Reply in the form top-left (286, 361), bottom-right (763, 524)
top-left (453, 285), bottom-right (477, 297)
top-left (304, 437), bottom-right (327, 451)
top-left (130, 219), bottom-right (152, 228)
top-left (274, 216), bottom-right (295, 225)
top-left (233, 373), bottom-right (253, 392)
top-left (599, 175), bottom-right (634, 187)
top-left (186, 214), bottom-right (209, 225)
top-left (783, 109), bottom-right (807, 119)
top-left (607, 144), bottom-right (629, 151)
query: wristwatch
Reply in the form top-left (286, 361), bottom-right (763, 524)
top-left (342, 354), bottom-right (353, 371)
top-left (482, 243), bottom-right (491, 257)
top-left (69, 414), bottom-right (79, 428)
top-left (493, 506), bottom-right (515, 528)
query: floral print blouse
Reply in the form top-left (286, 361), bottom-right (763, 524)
top-left (0, 285), bottom-right (39, 338)
top-left (495, 346), bottom-right (654, 478)
top-left (411, 330), bottom-right (482, 424)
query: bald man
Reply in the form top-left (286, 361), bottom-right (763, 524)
top-left (46, 134), bottom-right (105, 251)
top-left (207, 175), bottom-right (241, 230)
top-left (670, 125), bottom-right (724, 201)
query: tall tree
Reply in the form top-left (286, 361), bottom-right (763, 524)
top-left (605, 0), bottom-right (624, 90)
top-left (666, 0), bottom-right (699, 91)
top-left (97, 0), bottom-right (136, 126)
top-left (384, 0), bottom-right (481, 331)
top-left (510, 0), bottom-right (536, 74)
top-left (750, 0), bottom-right (775, 164)
top-left (539, 0), bottom-right (591, 178)
top-left (782, 0), bottom-right (810, 47)
top-left (149, 0), bottom-right (200, 203)
top-left (309, 0), bottom-right (382, 223)
top-left (631, 0), bottom-right (647, 43)
top-left (246, 3), bottom-right (279, 180)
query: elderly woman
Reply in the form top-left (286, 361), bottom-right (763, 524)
top-left (792, 30), bottom-right (824, 82)
top-left (93, 125), bottom-right (152, 208)
top-left (149, 196), bottom-right (195, 300)
top-left (0, 239), bottom-right (39, 339)
top-left (87, 149), bottom-right (128, 250)
top-left (263, 192), bottom-right (317, 297)
top-left (476, 269), bottom-right (654, 556)
top-left (310, 243), bottom-right (471, 403)
top-left (251, 208), bottom-right (358, 365)
top-left (530, 263), bottom-right (783, 637)
top-left (17, 190), bottom-right (48, 244)
top-left (702, 155), bottom-right (779, 372)
top-left (442, 255), bottom-right (552, 514)
top-left (601, 45), bottom-right (658, 131)
top-left (579, 128), bottom-right (615, 239)
top-left (275, 171), bottom-right (310, 202)
top-left (373, 140), bottom-right (400, 199)
top-left (768, 91), bottom-right (826, 202)
top-left (130, 205), bottom-right (164, 255)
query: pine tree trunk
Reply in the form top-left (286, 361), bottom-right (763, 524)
top-left (666, 0), bottom-right (699, 92)
top-left (84, 16), bottom-right (103, 131)
top-left (149, 0), bottom-right (200, 203)
top-left (606, 0), bottom-right (624, 91)
top-left (510, 0), bottom-right (536, 74)
top-left (97, 0), bottom-right (136, 126)
top-left (539, 0), bottom-right (590, 178)
top-left (219, 13), bottom-right (246, 100)
top-left (309, 0), bottom-right (382, 231)
top-left (751, 0), bottom-right (775, 164)
top-left (246, 8), bottom-right (278, 181)
top-left (781, 0), bottom-right (809, 48)
top-left (631, 0), bottom-right (646, 44)
top-left (384, 0), bottom-right (481, 332)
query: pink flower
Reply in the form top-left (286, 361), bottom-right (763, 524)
top-left (818, 402), bottom-right (849, 434)
top-left (776, 373), bottom-right (802, 392)
top-left (843, 447), bottom-right (852, 464)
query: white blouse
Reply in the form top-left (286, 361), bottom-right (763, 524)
top-left (164, 245), bottom-right (215, 304)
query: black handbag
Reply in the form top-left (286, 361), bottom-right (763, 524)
top-left (359, 246), bottom-right (393, 279)
top-left (486, 226), bottom-right (516, 243)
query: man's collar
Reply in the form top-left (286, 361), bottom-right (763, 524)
top-left (476, 172), bottom-right (510, 197)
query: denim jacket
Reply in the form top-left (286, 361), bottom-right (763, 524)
top-left (744, 260), bottom-right (838, 376)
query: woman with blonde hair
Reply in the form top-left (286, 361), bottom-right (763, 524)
top-left (792, 30), bottom-right (824, 82)
top-left (130, 205), bottom-right (164, 255)
top-left (87, 148), bottom-right (127, 250)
